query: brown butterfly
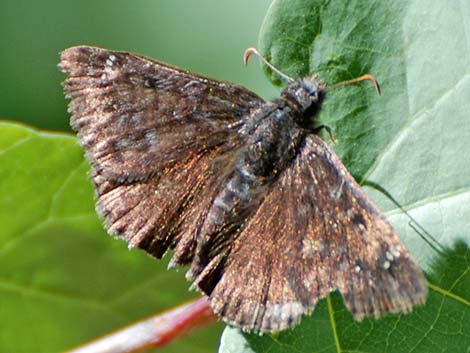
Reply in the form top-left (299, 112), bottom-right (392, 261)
top-left (59, 46), bottom-right (427, 332)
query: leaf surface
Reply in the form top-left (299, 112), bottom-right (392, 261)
top-left (0, 122), bottom-right (222, 353)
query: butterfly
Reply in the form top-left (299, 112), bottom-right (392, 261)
top-left (59, 46), bottom-right (427, 332)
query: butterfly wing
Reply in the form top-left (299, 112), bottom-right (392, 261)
top-left (199, 135), bottom-right (427, 332)
top-left (60, 46), bottom-right (262, 180)
top-left (60, 46), bottom-right (264, 263)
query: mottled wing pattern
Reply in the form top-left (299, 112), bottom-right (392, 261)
top-left (92, 146), bottom-right (236, 264)
top-left (60, 46), bottom-right (264, 263)
top-left (206, 135), bottom-right (427, 332)
top-left (60, 46), bottom-right (262, 180)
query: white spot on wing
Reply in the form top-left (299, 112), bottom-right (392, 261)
top-left (391, 246), bottom-right (401, 258)
top-left (144, 130), bottom-right (158, 147)
top-left (383, 261), bottom-right (391, 270)
top-left (117, 138), bottom-right (132, 149)
top-left (302, 238), bottom-right (324, 259)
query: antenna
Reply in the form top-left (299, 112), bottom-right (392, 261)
top-left (244, 47), bottom-right (294, 83)
top-left (330, 74), bottom-right (381, 96)
top-left (244, 48), bottom-right (380, 96)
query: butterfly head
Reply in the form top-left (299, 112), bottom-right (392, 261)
top-left (281, 76), bottom-right (326, 114)
top-left (244, 47), bottom-right (379, 116)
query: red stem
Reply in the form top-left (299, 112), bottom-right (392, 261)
top-left (65, 296), bottom-right (218, 353)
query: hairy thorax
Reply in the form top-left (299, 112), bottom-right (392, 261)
top-left (202, 99), bottom-right (306, 236)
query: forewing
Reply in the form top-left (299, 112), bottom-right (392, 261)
top-left (93, 145), bottom-right (237, 263)
top-left (204, 135), bottom-right (427, 332)
top-left (59, 46), bottom-right (264, 263)
top-left (59, 46), bottom-right (263, 181)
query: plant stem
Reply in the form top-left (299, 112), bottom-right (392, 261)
top-left (65, 296), bottom-right (217, 353)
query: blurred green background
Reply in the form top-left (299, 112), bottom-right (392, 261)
top-left (0, 0), bottom-right (277, 132)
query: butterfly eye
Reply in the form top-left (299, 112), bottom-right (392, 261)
top-left (301, 78), bottom-right (319, 97)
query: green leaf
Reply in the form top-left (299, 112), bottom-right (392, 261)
top-left (259, 0), bottom-right (410, 180)
top-left (0, 122), bottom-right (222, 353)
top-left (220, 0), bottom-right (470, 352)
